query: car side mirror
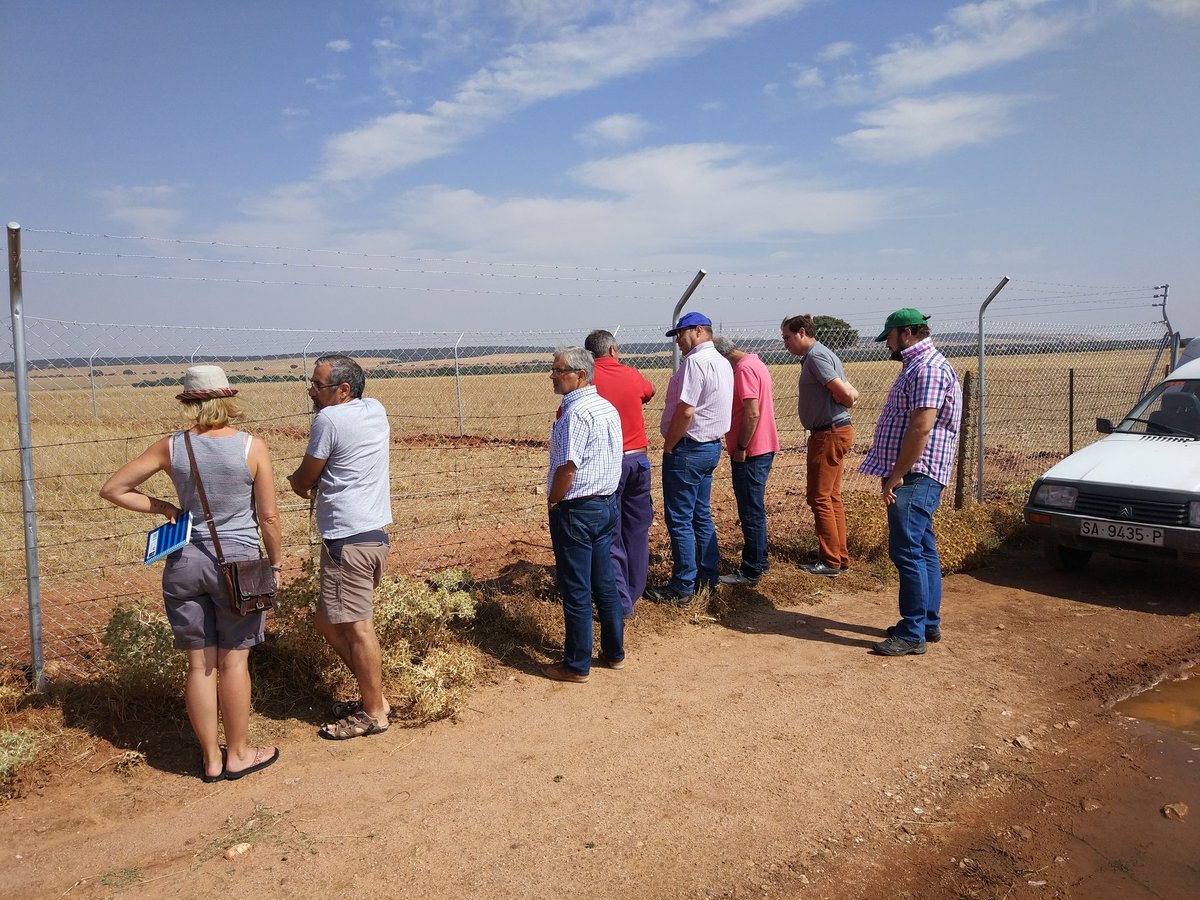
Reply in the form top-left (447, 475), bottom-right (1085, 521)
top-left (1095, 417), bottom-right (1113, 434)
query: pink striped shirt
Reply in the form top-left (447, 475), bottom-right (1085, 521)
top-left (860, 338), bottom-right (962, 486)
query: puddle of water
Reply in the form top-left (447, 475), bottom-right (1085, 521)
top-left (1113, 664), bottom-right (1200, 743)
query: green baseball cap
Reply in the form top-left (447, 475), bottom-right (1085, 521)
top-left (875, 308), bottom-right (930, 342)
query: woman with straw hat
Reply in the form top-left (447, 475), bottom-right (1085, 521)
top-left (101, 365), bottom-right (282, 781)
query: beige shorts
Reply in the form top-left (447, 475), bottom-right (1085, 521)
top-left (318, 541), bottom-right (389, 625)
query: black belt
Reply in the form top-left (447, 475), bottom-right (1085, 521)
top-left (558, 494), bottom-right (610, 505)
top-left (810, 419), bottom-right (851, 433)
top-left (679, 436), bottom-right (721, 445)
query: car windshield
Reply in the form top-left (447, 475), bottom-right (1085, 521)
top-left (1116, 379), bottom-right (1200, 438)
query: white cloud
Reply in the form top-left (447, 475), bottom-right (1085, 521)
top-left (281, 106), bottom-right (309, 117)
top-left (391, 143), bottom-right (895, 259)
top-left (95, 184), bottom-right (186, 234)
top-left (305, 72), bottom-right (345, 91)
top-left (576, 113), bottom-right (651, 147)
top-left (868, 0), bottom-right (1079, 94)
top-left (796, 0), bottom-right (1082, 107)
top-left (791, 65), bottom-right (823, 89)
top-left (837, 93), bottom-right (1026, 163)
top-left (817, 40), bottom-right (855, 61)
top-left (327, 39), bottom-right (352, 52)
top-left (320, 0), bottom-right (810, 181)
top-left (1133, 0), bottom-right (1200, 18)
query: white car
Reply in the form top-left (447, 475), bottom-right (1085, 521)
top-left (1024, 356), bottom-right (1200, 569)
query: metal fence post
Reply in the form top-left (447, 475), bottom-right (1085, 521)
top-left (975, 276), bottom-right (1010, 503)
top-left (89, 347), bottom-right (100, 418)
top-left (8, 222), bottom-right (46, 690)
top-left (1068, 368), bottom-right (1075, 455)
top-left (670, 269), bottom-right (707, 372)
top-left (454, 332), bottom-right (465, 436)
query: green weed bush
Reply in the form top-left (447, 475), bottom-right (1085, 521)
top-left (0, 729), bottom-right (38, 798)
top-left (101, 600), bottom-right (186, 698)
top-left (264, 566), bottom-right (480, 723)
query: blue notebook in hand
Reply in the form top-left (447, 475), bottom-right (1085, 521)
top-left (144, 511), bottom-right (192, 564)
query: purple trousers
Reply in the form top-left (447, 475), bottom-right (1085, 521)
top-left (611, 451), bottom-right (653, 616)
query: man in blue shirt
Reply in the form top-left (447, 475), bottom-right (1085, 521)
top-left (543, 347), bottom-right (625, 683)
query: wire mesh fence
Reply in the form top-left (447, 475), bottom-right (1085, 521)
top-left (0, 313), bottom-right (1172, 676)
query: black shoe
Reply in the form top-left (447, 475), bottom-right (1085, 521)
top-left (886, 625), bottom-right (942, 643)
top-left (719, 571), bottom-right (759, 586)
top-left (643, 585), bottom-right (693, 607)
top-left (872, 635), bottom-right (928, 656)
top-left (800, 561), bottom-right (841, 578)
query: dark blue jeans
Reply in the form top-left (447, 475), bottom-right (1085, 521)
top-left (886, 473), bottom-right (944, 642)
top-left (610, 452), bottom-right (653, 616)
top-left (549, 495), bottom-right (623, 674)
top-left (661, 438), bottom-right (722, 595)
top-left (730, 451), bottom-right (774, 578)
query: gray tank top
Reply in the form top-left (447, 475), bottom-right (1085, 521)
top-left (170, 431), bottom-right (261, 550)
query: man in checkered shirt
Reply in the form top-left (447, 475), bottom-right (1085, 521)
top-left (860, 309), bottom-right (962, 657)
top-left (541, 347), bottom-right (625, 683)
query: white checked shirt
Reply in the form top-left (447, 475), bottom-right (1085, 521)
top-left (547, 385), bottom-right (623, 499)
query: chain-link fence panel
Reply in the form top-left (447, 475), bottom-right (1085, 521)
top-left (1, 311), bottom-right (1171, 676)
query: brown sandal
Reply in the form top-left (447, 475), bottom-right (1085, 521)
top-left (319, 709), bottom-right (388, 740)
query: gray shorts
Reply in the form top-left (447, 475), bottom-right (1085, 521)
top-left (318, 541), bottom-right (389, 625)
top-left (161, 542), bottom-right (266, 650)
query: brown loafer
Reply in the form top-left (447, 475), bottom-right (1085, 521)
top-left (541, 662), bottom-right (588, 683)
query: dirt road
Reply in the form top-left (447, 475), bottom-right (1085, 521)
top-left (2, 548), bottom-right (1198, 899)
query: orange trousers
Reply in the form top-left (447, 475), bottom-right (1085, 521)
top-left (806, 425), bottom-right (854, 569)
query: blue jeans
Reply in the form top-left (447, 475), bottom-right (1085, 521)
top-left (549, 495), bottom-right (623, 674)
top-left (661, 439), bottom-right (722, 595)
top-left (886, 473), bottom-right (944, 642)
top-left (730, 452), bottom-right (774, 578)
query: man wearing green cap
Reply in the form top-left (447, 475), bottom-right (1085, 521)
top-left (860, 309), bottom-right (962, 656)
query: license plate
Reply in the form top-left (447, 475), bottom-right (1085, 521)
top-left (1080, 518), bottom-right (1164, 546)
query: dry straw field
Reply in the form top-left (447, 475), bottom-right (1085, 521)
top-left (0, 344), bottom-right (1162, 672)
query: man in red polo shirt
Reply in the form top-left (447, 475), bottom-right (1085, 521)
top-left (585, 330), bottom-right (656, 617)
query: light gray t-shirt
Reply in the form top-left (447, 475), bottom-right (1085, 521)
top-left (306, 397), bottom-right (393, 539)
top-left (797, 341), bottom-right (850, 430)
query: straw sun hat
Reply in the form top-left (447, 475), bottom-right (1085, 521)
top-left (175, 365), bottom-right (239, 401)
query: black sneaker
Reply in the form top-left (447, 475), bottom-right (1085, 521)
top-left (800, 561), bottom-right (841, 578)
top-left (886, 625), bottom-right (942, 643)
top-left (643, 585), bottom-right (693, 607)
top-left (872, 635), bottom-right (928, 656)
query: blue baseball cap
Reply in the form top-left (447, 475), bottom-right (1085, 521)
top-left (666, 311), bottom-right (713, 336)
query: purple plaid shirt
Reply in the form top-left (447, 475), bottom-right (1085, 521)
top-left (860, 338), bottom-right (962, 486)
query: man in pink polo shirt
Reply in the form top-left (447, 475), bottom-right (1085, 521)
top-left (713, 337), bottom-right (780, 585)
top-left (584, 329), bottom-right (656, 616)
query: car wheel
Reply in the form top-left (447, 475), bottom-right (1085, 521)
top-left (1043, 543), bottom-right (1092, 571)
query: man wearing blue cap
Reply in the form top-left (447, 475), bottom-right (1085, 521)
top-left (860, 308), bottom-right (962, 656)
top-left (645, 312), bottom-right (734, 605)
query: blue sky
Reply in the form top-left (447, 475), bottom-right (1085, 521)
top-left (4, 0), bottom-right (1198, 340)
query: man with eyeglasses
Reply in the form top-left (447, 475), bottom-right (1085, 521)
top-left (644, 311), bottom-right (734, 606)
top-left (288, 354), bottom-right (394, 736)
top-left (542, 347), bottom-right (624, 683)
